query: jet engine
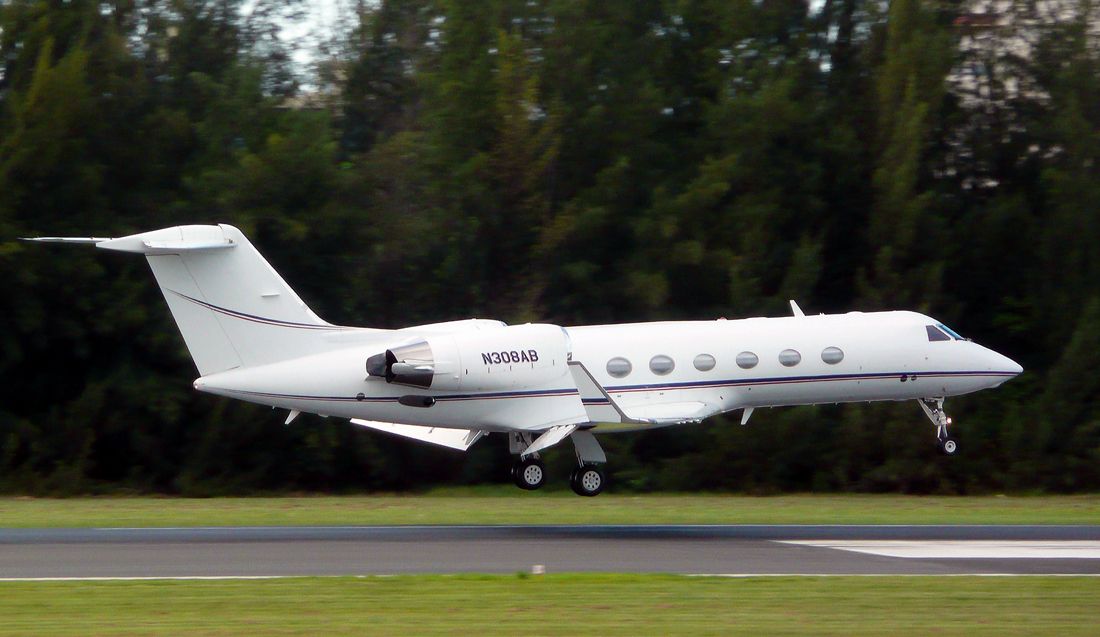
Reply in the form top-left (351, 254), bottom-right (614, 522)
top-left (366, 324), bottom-right (571, 392)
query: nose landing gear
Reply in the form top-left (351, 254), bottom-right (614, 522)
top-left (918, 397), bottom-right (958, 455)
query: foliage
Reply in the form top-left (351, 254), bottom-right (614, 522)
top-left (0, 0), bottom-right (1097, 494)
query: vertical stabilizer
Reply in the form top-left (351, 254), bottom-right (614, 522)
top-left (31, 224), bottom-right (363, 375)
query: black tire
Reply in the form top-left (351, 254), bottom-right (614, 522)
top-left (940, 438), bottom-right (958, 455)
top-left (570, 464), bottom-right (605, 497)
top-left (513, 458), bottom-right (546, 490)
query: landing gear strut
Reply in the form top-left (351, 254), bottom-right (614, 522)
top-left (569, 429), bottom-right (607, 496)
top-left (508, 432), bottom-right (546, 490)
top-left (918, 397), bottom-right (958, 455)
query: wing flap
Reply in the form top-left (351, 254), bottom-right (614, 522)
top-left (631, 401), bottom-right (721, 423)
top-left (350, 419), bottom-right (485, 451)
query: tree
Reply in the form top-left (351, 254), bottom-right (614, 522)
top-left (859, 0), bottom-right (954, 310)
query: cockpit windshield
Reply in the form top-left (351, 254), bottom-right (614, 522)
top-left (927, 324), bottom-right (963, 341)
top-left (938, 324), bottom-right (964, 340)
top-left (927, 325), bottom-right (951, 341)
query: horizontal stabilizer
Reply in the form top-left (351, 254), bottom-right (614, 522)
top-left (522, 424), bottom-right (577, 457)
top-left (351, 419), bottom-right (485, 451)
top-left (24, 228), bottom-right (236, 254)
top-left (21, 236), bottom-right (109, 244)
top-left (97, 226), bottom-right (237, 254)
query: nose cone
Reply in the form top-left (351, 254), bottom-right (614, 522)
top-left (989, 348), bottom-right (1023, 376)
top-left (981, 347), bottom-right (1022, 387)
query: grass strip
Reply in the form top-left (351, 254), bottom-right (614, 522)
top-left (1, 491), bottom-right (1098, 528)
top-left (0, 574), bottom-right (1097, 636)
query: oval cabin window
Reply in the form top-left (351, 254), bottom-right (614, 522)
top-left (778, 349), bottom-right (802, 367)
top-left (649, 355), bottom-right (675, 376)
top-left (606, 357), bottom-right (633, 378)
top-left (736, 351), bottom-right (758, 369)
top-left (693, 353), bottom-right (716, 372)
top-left (821, 346), bottom-right (844, 365)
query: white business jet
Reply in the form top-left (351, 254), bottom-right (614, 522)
top-left (27, 224), bottom-right (1022, 496)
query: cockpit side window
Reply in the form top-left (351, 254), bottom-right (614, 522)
top-left (926, 325), bottom-right (951, 342)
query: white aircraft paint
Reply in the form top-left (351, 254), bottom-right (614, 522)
top-left (26, 224), bottom-right (1023, 496)
top-left (782, 540), bottom-right (1100, 559)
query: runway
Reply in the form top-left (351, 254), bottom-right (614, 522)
top-left (2, 525), bottom-right (1099, 579)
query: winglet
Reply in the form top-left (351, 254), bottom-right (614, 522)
top-left (789, 300), bottom-right (805, 317)
top-left (568, 361), bottom-right (642, 425)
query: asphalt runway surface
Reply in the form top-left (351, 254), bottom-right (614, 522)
top-left (2, 525), bottom-right (1100, 578)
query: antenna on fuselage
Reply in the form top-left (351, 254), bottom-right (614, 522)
top-left (789, 300), bottom-right (805, 317)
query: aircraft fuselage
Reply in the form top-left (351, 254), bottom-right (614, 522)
top-left (193, 310), bottom-right (1020, 433)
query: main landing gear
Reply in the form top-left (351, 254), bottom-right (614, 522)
top-left (509, 430), bottom-right (608, 496)
top-left (569, 464), bottom-right (606, 497)
top-left (918, 397), bottom-right (958, 455)
top-left (511, 457), bottom-right (546, 490)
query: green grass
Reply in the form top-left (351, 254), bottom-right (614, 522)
top-left (0, 574), bottom-right (1097, 636)
top-left (0, 490), bottom-right (1098, 527)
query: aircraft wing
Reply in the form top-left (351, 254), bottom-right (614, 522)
top-left (350, 419), bottom-right (486, 451)
top-left (569, 361), bottom-right (721, 426)
top-left (630, 401), bottom-right (721, 424)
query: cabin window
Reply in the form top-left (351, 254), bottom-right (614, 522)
top-left (926, 325), bottom-right (951, 342)
top-left (649, 354), bottom-right (675, 375)
top-left (606, 357), bottom-right (633, 378)
top-left (821, 346), bottom-right (844, 365)
top-left (693, 353), bottom-right (716, 371)
top-left (736, 351), bottom-right (758, 369)
top-left (779, 349), bottom-right (802, 367)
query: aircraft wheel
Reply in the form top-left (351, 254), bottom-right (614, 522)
top-left (513, 458), bottom-right (546, 490)
top-left (570, 464), bottom-right (605, 497)
top-left (939, 438), bottom-right (958, 455)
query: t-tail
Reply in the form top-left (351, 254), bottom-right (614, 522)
top-left (24, 224), bottom-right (362, 375)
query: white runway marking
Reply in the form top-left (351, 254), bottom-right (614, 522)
top-left (781, 540), bottom-right (1100, 559)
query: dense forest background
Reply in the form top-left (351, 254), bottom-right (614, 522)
top-left (0, 0), bottom-right (1097, 494)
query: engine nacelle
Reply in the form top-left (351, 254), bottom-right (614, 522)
top-left (366, 324), bottom-right (571, 392)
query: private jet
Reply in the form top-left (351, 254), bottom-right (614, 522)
top-left (27, 224), bottom-right (1022, 496)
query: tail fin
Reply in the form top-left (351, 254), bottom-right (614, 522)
top-left (28, 224), bottom-right (354, 375)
